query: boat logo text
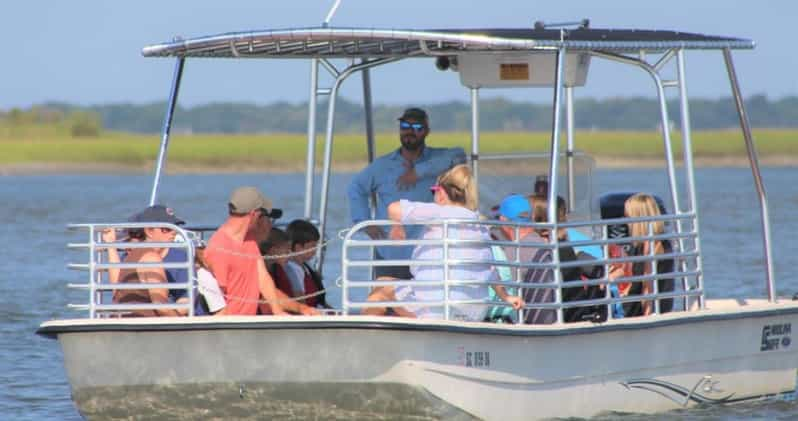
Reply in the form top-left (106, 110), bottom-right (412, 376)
top-left (761, 323), bottom-right (791, 352)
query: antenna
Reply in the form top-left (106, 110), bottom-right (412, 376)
top-left (323, 0), bottom-right (342, 27)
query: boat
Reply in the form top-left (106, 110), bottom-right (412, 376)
top-left (38, 4), bottom-right (797, 420)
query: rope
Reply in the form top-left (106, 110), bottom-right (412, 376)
top-left (198, 283), bottom-right (328, 305)
top-left (202, 228), bottom-right (351, 261)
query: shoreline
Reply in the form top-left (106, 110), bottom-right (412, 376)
top-left (1, 155), bottom-right (795, 175)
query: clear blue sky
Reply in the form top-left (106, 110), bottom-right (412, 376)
top-left (2, 0), bottom-right (796, 108)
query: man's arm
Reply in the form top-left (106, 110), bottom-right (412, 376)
top-left (347, 166), bottom-right (375, 225)
top-left (413, 147), bottom-right (467, 179)
top-left (256, 258), bottom-right (288, 315)
top-left (348, 165), bottom-right (386, 239)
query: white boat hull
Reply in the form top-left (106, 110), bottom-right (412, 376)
top-left (40, 299), bottom-right (798, 420)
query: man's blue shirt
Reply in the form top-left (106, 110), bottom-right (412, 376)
top-left (348, 145), bottom-right (466, 260)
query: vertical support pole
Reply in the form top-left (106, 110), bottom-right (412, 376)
top-left (362, 63), bottom-right (378, 280)
top-left (315, 78), bottom-right (343, 271)
top-left (675, 50), bottom-right (705, 310)
top-left (362, 66), bottom-right (377, 167)
top-left (304, 58), bottom-right (320, 220)
top-left (565, 86), bottom-right (576, 213)
top-left (548, 47), bottom-right (566, 324)
top-left (149, 57), bottom-right (185, 206)
top-left (470, 87), bottom-right (480, 206)
top-left (723, 48), bottom-right (777, 302)
top-left (653, 75), bottom-right (682, 217)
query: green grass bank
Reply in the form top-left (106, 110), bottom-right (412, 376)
top-left (1, 127), bottom-right (795, 172)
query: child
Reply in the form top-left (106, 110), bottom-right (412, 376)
top-left (285, 219), bottom-right (330, 309)
top-left (258, 227), bottom-right (294, 304)
top-left (192, 245), bottom-right (227, 315)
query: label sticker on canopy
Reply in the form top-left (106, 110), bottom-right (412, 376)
top-left (499, 63), bottom-right (529, 81)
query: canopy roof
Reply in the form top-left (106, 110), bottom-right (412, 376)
top-left (142, 27), bottom-right (754, 59)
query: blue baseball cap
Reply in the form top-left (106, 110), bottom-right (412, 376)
top-left (498, 194), bottom-right (531, 222)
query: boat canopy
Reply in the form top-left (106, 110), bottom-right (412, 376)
top-left (142, 27), bottom-right (754, 59)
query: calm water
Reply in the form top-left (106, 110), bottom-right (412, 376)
top-left (1, 167), bottom-right (797, 420)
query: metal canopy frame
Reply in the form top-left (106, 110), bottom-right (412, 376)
top-left (143, 20), bottom-right (775, 304)
top-left (142, 27), bottom-right (754, 59)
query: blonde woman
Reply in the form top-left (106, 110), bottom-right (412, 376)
top-left (621, 193), bottom-right (675, 316)
top-left (365, 164), bottom-right (506, 321)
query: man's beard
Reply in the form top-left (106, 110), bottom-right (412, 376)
top-left (401, 134), bottom-right (425, 151)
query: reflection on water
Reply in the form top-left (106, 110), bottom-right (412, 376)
top-left (1, 167), bottom-right (797, 420)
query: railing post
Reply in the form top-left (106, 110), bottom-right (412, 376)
top-left (443, 221), bottom-right (450, 320)
top-left (648, 222), bottom-right (660, 315)
top-left (603, 224), bottom-right (613, 319)
top-left (89, 225), bottom-right (97, 319)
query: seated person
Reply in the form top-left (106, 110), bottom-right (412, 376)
top-left (285, 219), bottom-right (331, 309)
top-left (204, 186), bottom-right (318, 316)
top-left (485, 194), bottom-right (537, 323)
top-left (258, 227), bottom-right (294, 313)
top-left (363, 164), bottom-right (496, 321)
top-left (112, 205), bottom-right (188, 317)
top-left (194, 243), bottom-right (226, 315)
top-left (611, 193), bottom-right (675, 317)
top-left (522, 195), bottom-right (604, 324)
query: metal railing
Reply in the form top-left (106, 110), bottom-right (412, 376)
top-left (67, 223), bottom-right (197, 318)
top-left (341, 213), bottom-right (704, 324)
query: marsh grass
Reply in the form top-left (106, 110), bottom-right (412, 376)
top-left (0, 125), bottom-right (794, 168)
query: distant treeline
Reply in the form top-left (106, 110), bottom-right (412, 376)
top-left (3, 95), bottom-right (798, 134)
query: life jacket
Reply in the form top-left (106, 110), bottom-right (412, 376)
top-left (259, 263), bottom-right (293, 315)
top-left (301, 263), bottom-right (330, 309)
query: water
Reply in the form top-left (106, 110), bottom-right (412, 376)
top-left (1, 167), bottom-right (797, 420)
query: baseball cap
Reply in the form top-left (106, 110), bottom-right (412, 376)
top-left (398, 107), bottom-right (428, 122)
top-left (128, 205), bottom-right (185, 225)
top-left (498, 194), bottom-right (532, 222)
top-left (229, 186), bottom-right (282, 218)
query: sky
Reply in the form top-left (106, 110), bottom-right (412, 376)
top-left (2, 0), bottom-right (796, 108)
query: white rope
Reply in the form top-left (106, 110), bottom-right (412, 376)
top-left (203, 228), bottom-right (351, 261)
top-left (198, 283), bottom-right (328, 305)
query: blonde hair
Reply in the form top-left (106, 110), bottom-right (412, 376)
top-left (624, 193), bottom-right (664, 241)
top-left (437, 164), bottom-right (478, 211)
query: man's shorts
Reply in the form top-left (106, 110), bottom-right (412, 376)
top-left (373, 251), bottom-right (412, 279)
top-left (374, 264), bottom-right (413, 279)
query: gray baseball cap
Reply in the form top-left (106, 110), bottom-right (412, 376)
top-left (229, 186), bottom-right (281, 217)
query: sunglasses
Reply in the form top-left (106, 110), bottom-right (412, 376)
top-left (399, 120), bottom-right (426, 132)
top-left (259, 208), bottom-right (283, 220)
top-left (430, 184), bottom-right (444, 195)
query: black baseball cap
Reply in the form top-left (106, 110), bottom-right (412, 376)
top-left (398, 107), bottom-right (428, 122)
top-left (128, 205), bottom-right (185, 225)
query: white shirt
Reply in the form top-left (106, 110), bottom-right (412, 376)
top-left (197, 268), bottom-right (226, 313)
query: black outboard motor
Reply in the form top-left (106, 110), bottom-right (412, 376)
top-left (599, 192), bottom-right (674, 314)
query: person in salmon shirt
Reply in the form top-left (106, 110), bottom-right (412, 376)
top-left (203, 186), bottom-right (318, 316)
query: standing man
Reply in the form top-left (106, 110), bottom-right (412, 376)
top-left (204, 186), bottom-right (317, 316)
top-left (348, 107), bottom-right (466, 279)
